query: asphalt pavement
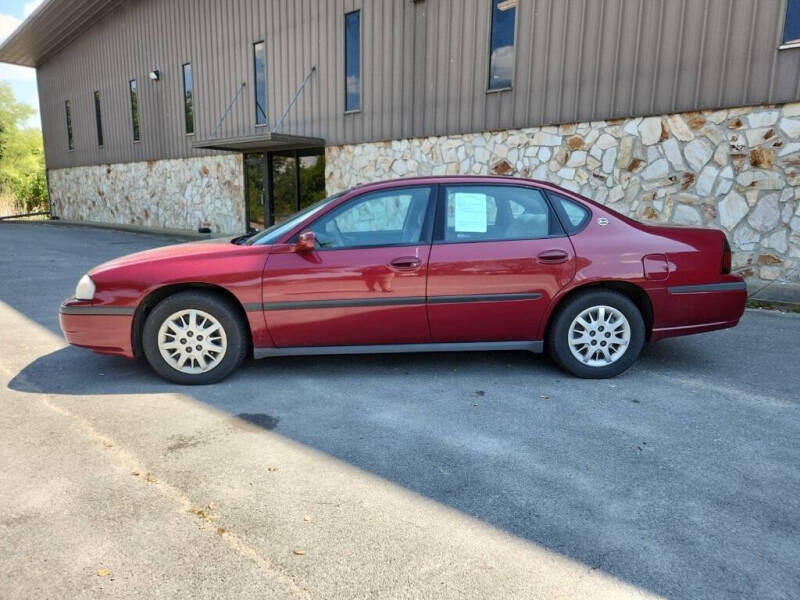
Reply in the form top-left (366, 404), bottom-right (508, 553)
top-left (0, 221), bottom-right (798, 599)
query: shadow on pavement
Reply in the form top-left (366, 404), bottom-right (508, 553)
top-left (9, 340), bottom-right (800, 600)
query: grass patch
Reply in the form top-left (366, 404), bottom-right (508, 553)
top-left (746, 299), bottom-right (800, 313)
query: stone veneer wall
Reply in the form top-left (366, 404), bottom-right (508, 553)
top-left (49, 154), bottom-right (245, 235)
top-left (326, 103), bottom-right (800, 300)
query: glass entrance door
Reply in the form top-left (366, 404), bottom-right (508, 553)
top-left (245, 148), bottom-right (326, 229)
top-left (298, 153), bottom-right (326, 208)
top-left (245, 153), bottom-right (266, 231)
top-left (270, 149), bottom-right (326, 223)
top-left (271, 153), bottom-right (297, 224)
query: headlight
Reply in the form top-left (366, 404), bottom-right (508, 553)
top-left (75, 274), bottom-right (96, 300)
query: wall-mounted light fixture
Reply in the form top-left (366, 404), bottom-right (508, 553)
top-left (148, 69), bottom-right (161, 81)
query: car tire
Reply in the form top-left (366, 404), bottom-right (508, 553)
top-left (546, 289), bottom-right (645, 379)
top-left (142, 291), bottom-right (249, 385)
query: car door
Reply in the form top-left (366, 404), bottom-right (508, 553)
top-left (426, 183), bottom-right (576, 342)
top-left (262, 185), bottom-right (435, 347)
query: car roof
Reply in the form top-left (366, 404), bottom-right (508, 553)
top-left (347, 175), bottom-right (596, 204)
top-left (349, 175), bottom-right (573, 194)
top-left (353, 174), bottom-right (541, 186)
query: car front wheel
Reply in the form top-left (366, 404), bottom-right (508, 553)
top-left (547, 289), bottom-right (645, 378)
top-left (142, 291), bottom-right (248, 384)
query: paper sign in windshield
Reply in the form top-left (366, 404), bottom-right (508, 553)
top-left (454, 193), bottom-right (488, 232)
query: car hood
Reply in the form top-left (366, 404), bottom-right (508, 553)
top-left (89, 237), bottom-right (253, 274)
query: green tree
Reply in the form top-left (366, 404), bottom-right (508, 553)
top-left (299, 155), bottom-right (326, 207)
top-left (0, 83), bottom-right (47, 213)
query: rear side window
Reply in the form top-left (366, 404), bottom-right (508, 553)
top-left (442, 185), bottom-right (562, 243)
top-left (550, 193), bottom-right (590, 234)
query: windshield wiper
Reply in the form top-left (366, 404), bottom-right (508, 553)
top-left (231, 229), bottom-right (259, 245)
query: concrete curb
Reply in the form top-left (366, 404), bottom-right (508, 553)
top-left (1, 218), bottom-right (220, 240)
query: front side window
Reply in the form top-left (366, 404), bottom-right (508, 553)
top-left (182, 63), bottom-right (194, 134)
top-left (64, 100), bottom-right (74, 150)
top-left (250, 192), bottom-right (346, 245)
top-left (443, 185), bottom-right (561, 243)
top-left (253, 41), bottom-right (267, 125)
top-left (344, 10), bottom-right (361, 111)
top-left (488, 0), bottom-right (516, 90)
top-left (783, 0), bottom-right (800, 45)
top-left (129, 79), bottom-right (140, 141)
top-left (309, 187), bottom-right (431, 249)
top-left (94, 91), bottom-right (103, 147)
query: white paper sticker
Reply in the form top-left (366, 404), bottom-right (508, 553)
top-left (454, 193), bottom-right (488, 233)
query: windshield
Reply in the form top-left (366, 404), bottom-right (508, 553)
top-left (248, 191), bottom-right (347, 245)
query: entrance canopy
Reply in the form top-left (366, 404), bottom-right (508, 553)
top-left (193, 133), bottom-right (325, 154)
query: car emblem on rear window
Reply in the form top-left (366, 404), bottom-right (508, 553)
top-left (597, 218), bottom-right (609, 226)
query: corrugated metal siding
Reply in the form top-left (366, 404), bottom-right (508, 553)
top-left (38, 0), bottom-right (800, 170)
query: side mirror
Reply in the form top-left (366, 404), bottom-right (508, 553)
top-left (296, 230), bottom-right (316, 252)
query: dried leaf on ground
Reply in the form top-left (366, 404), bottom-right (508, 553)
top-left (189, 505), bottom-right (217, 523)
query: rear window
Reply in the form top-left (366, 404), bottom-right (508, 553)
top-left (551, 193), bottom-right (590, 234)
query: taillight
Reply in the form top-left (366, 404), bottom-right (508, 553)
top-left (721, 236), bottom-right (732, 274)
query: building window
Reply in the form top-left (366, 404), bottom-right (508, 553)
top-left (64, 100), bottom-right (74, 150)
top-left (783, 0), bottom-right (800, 46)
top-left (253, 42), bottom-right (267, 125)
top-left (344, 10), bottom-right (360, 112)
top-left (94, 91), bottom-right (104, 147)
top-left (182, 63), bottom-right (194, 134)
top-left (488, 0), bottom-right (516, 90)
top-left (129, 79), bottom-right (141, 141)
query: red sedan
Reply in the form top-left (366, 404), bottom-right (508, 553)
top-left (60, 176), bottom-right (746, 384)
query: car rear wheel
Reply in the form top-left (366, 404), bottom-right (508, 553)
top-left (142, 291), bottom-right (248, 384)
top-left (546, 289), bottom-right (645, 378)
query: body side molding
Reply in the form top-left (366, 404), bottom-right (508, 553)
top-left (667, 282), bottom-right (747, 294)
top-left (59, 305), bottom-right (136, 316)
top-left (261, 296), bottom-right (425, 311)
top-left (427, 292), bottom-right (542, 304)
top-left (247, 292), bottom-right (543, 312)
